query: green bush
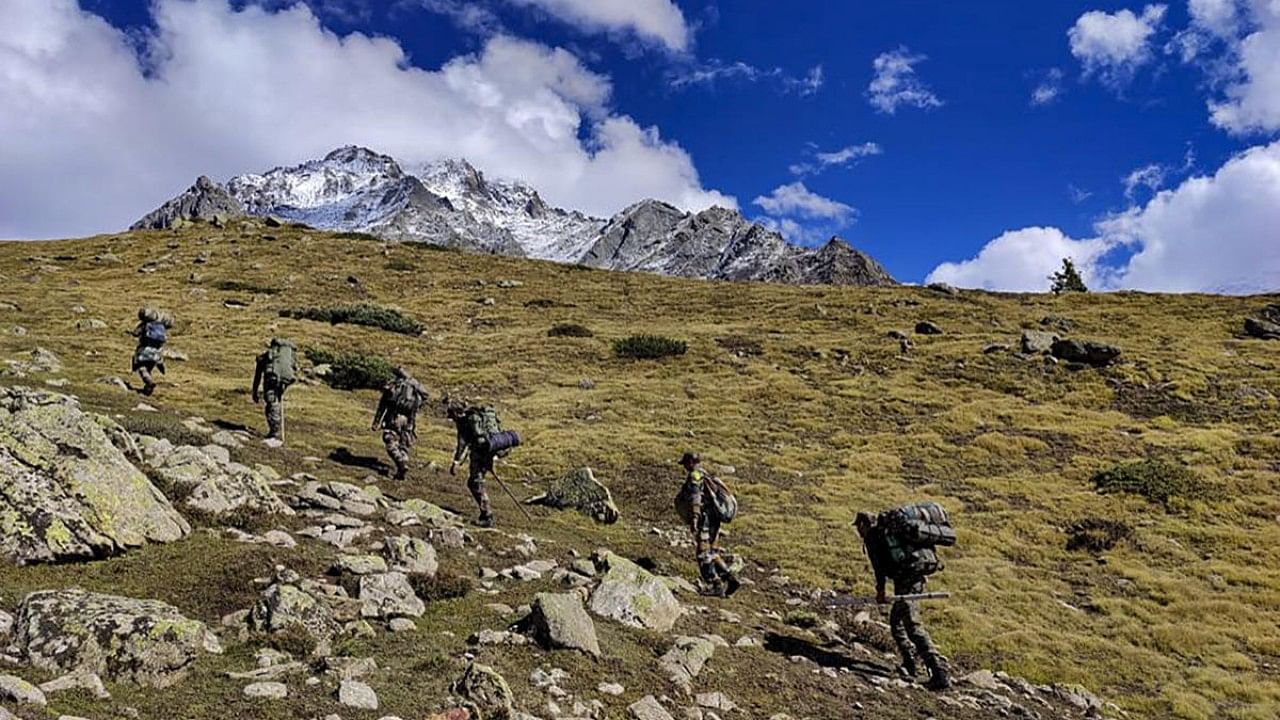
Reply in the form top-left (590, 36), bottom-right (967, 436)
top-left (264, 624), bottom-right (318, 659)
top-left (1092, 459), bottom-right (1210, 509)
top-left (548, 322), bottom-right (594, 338)
top-left (305, 346), bottom-right (395, 391)
top-left (613, 334), bottom-right (687, 360)
top-left (1065, 518), bottom-right (1133, 552)
top-left (783, 610), bottom-right (819, 629)
top-left (408, 570), bottom-right (472, 601)
top-left (282, 303), bottom-right (424, 336)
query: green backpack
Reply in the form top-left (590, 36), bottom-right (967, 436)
top-left (266, 339), bottom-right (297, 385)
top-left (465, 406), bottom-right (506, 454)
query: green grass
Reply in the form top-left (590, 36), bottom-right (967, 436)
top-left (612, 334), bottom-right (688, 360)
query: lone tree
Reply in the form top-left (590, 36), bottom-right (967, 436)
top-left (1049, 258), bottom-right (1088, 295)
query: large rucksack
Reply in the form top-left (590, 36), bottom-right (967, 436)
top-left (388, 379), bottom-right (424, 417)
top-left (466, 406), bottom-right (516, 457)
top-left (266, 340), bottom-right (297, 385)
top-left (703, 473), bottom-right (738, 523)
top-left (141, 321), bottom-right (168, 347)
top-left (879, 502), bottom-right (955, 577)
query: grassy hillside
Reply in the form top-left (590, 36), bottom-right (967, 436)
top-left (1, 221), bottom-right (1278, 719)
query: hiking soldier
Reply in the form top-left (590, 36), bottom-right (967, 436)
top-left (130, 307), bottom-right (172, 396)
top-left (446, 399), bottom-right (522, 528)
top-left (676, 452), bottom-right (741, 597)
top-left (371, 367), bottom-right (428, 480)
top-left (252, 338), bottom-right (297, 444)
top-left (855, 505), bottom-right (955, 690)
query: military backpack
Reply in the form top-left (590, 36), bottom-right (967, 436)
top-left (879, 502), bottom-right (955, 577)
top-left (266, 340), bottom-right (297, 385)
top-left (141, 321), bottom-right (168, 347)
top-left (466, 406), bottom-right (514, 456)
top-left (389, 379), bottom-right (424, 417)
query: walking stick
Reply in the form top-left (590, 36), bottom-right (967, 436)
top-left (488, 467), bottom-right (534, 522)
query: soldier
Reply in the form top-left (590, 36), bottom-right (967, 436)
top-left (854, 510), bottom-right (952, 690)
top-left (371, 367), bottom-right (428, 480)
top-left (130, 307), bottom-right (172, 396)
top-left (446, 399), bottom-right (495, 528)
top-left (251, 338), bottom-right (297, 444)
top-left (676, 452), bottom-right (740, 597)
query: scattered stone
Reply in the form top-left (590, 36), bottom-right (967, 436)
top-left (359, 572), bottom-right (425, 619)
top-left (333, 554), bottom-right (389, 576)
top-left (135, 436), bottom-right (291, 518)
top-left (628, 696), bottom-right (676, 720)
top-left (388, 618), bottom-right (416, 633)
top-left (914, 321), bottom-right (944, 336)
top-left (1245, 311), bottom-right (1280, 340)
top-left (0, 674), bottom-right (46, 707)
top-left (338, 679), bottom-right (379, 711)
top-left (526, 467), bottom-right (621, 524)
top-left (95, 376), bottom-right (131, 391)
top-left (1050, 339), bottom-right (1121, 367)
top-left (660, 636), bottom-right (716, 692)
top-left (12, 589), bottom-right (219, 687)
top-left (76, 318), bottom-right (108, 331)
top-left (383, 535), bottom-right (438, 575)
top-left (927, 282), bottom-right (959, 296)
top-left (590, 551), bottom-right (683, 632)
top-left (695, 692), bottom-right (736, 712)
top-left (263, 530), bottom-right (297, 549)
top-left (963, 669), bottom-right (1003, 691)
top-left (982, 343), bottom-right (1010, 354)
top-left (1021, 329), bottom-right (1059, 354)
top-left (470, 629), bottom-right (528, 647)
top-left (452, 662), bottom-right (514, 720)
top-left (249, 569), bottom-right (355, 645)
top-left (521, 592), bottom-right (601, 657)
top-left (0, 610), bottom-right (11, 638)
top-left (1052, 684), bottom-right (1103, 715)
top-left (39, 670), bottom-right (110, 699)
top-left (0, 388), bottom-right (190, 565)
top-left (244, 681), bottom-right (288, 699)
top-left (598, 682), bottom-right (625, 696)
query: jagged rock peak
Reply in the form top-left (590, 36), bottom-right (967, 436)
top-left (130, 176), bottom-right (243, 230)
top-left (794, 236), bottom-right (897, 286)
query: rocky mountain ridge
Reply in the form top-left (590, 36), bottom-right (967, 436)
top-left (133, 146), bottom-right (895, 287)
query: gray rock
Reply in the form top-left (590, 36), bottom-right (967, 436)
top-left (526, 467), bottom-right (620, 524)
top-left (12, 589), bottom-right (219, 688)
top-left (1052, 684), bottom-right (1103, 715)
top-left (1245, 316), bottom-right (1280, 340)
top-left (0, 388), bottom-right (189, 565)
top-left (388, 618), bottom-right (416, 633)
top-left (333, 554), bottom-right (388, 576)
top-left (0, 674), bottom-right (46, 707)
top-left (249, 572), bottom-right (355, 644)
top-left (522, 592), bottom-right (601, 657)
top-left (1021, 329), bottom-right (1059, 354)
top-left (1050, 339), bottom-right (1121, 367)
top-left (0, 610), bottom-right (11, 638)
top-left (244, 681), bottom-right (288, 699)
top-left (695, 692), bottom-right (736, 712)
top-left (262, 530), bottom-right (297, 549)
top-left (338, 679), bottom-right (379, 710)
top-left (914, 321), bottom-right (944, 335)
top-left (590, 552), bottom-right (683, 632)
top-left (132, 176), bottom-right (245, 230)
top-left (628, 695), bottom-right (676, 720)
top-left (76, 319), bottom-right (107, 331)
top-left (598, 682), bottom-right (625, 696)
top-left (135, 437), bottom-right (291, 518)
top-left (660, 636), bottom-right (716, 691)
top-left (39, 670), bottom-right (110, 699)
top-left (359, 572), bottom-right (424, 619)
top-left (383, 535), bottom-right (438, 575)
top-left (452, 662), bottom-right (514, 720)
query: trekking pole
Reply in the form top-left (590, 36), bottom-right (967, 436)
top-left (489, 468), bottom-right (534, 522)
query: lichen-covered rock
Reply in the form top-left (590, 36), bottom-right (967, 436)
top-left (590, 551), bottom-right (683, 632)
top-left (627, 696), bottom-right (675, 720)
top-left (332, 554), bottom-right (388, 576)
top-left (383, 535), bottom-right (438, 575)
top-left (1050, 339), bottom-right (1121, 367)
top-left (659, 636), bottom-right (716, 691)
top-left (135, 436), bottom-right (291, 517)
top-left (0, 673), bottom-right (45, 707)
top-left (248, 569), bottom-right (358, 644)
top-left (0, 388), bottom-right (190, 565)
top-left (11, 589), bottom-right (219, 688)
top-left (359, 572), bottom-right (424, 619)
top-left (522, 592), bottom-right (600, 657)
top-left (526, 467), bottom-right (620, 524)
top-left (397, 497), bottom-right (462, 527)
top-left (452, 662), bottom-right (514, 720)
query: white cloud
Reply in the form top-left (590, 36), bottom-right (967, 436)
top-left (1207, 0), bottom-right (1280, 134)
top-left (753, 182), bottom-right (855, 220)
top-left (927, 141), bottom-right (1280, 294)
top-left (505, 0), bottom-right (690, 52)
top-left (1122, 162), bottom-right (1169, 200)
top-left (789, 142), bottom-right (882, 177)
top-left (670, 60), bottom-right (824, 96)
top-left (867, 47), bottom-right (943, 114)
top-left (1190, 0), bottom-right (1244, 37)
top-left (0, 0), bottom-right (733, 240)
top-left (1068, 4), bottom-right (1167, 87)
top-left (1031, 68), bottom-right (1065, 106)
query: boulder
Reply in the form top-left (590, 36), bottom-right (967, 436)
top-left (914, 321), bottom-right (944, 335)
top-left (135, 437), bottom-right (291, 517)
top-left (0, 674), bottom-right (45, 707)
top-left (38, 670), bottom-right (110, 699)
top-left (244, 681), bottom-right (288, 699)
top-left (1050, 339), bottom-right (1121, 367)
top-left (589, 552), bottom-right (683, 632)
top-left (1245, 316), bottom-right (1280, 340)
top-left (332, 554), bottom-right (388, 576)
top-left (526, 467), bottom-right (621, 524)
top-left (0, 610), bottom-right (11, 638)
top-left (1020, 330), bottom-right (1058, 354)
top-left (0, 388), bottom-right (189, 565)
top-left (659, 636), bottom-right (716, 691)
top-left (383, 535), bottom-right (438, 575)
top-left (249, 570), bottom-right (354, 644)
top-left (521, 592), bottom-right (601, 657)
top-left (628, 696), bottom-right (675, 720)
top-left (452, 662), bottom-right (514, 720)
top-left (11, 589), bottom-right (219, 688)
top-left (338, 679), bottom-right (379, 710)
top-left (359, 572), bottom-right (425, 619)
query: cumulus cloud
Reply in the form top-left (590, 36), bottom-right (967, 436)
top-left (789, 142), bottom-right (882, 177)
top-left (927, 141), bottom-right (1280, 294)
top-left (1031, 68), bottom-right (1066, 106)
top-left (753, 182), bottom-right (855, 220)
top-left (867, 47), bottom-right (943, 114)
top-left (1206, 0), bottom-right (1280, 134)
top-left (0, 0), bottom-right (732, 239)
top-left (1068, 4), bottom-right (1167, 87)
top-left (506, 0), bottom-right (689, 52)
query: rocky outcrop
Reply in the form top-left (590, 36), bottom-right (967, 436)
top-left (769, 237), bottom-right (897, 286)
top-left (248, 568), bottom-right (359, 645)
top-left (452, 662), bottom-right (514, 720)
top-left (382, 535), bottom-right (438, 576)
top-left (589, 551), bottom-right (683, 632)
top-left (1051, 339), bottom-right (1122, 367)
top-left (660, 635), bottom-right (716, 691)
top-left (521, 592), bottom-right (601, 657)
top-left (131, 176), bottom-right (244, 230)
top-left (1245, 305), bottom-right (1280, 339)
top-left (526, 467), bottom-right (620, 524)
top-left (358, 572), bottom-right (424, 620)
top-left (135, 437), bottom-right (291, 517)
top-left (0, 388), bottom-right (189, 565)
top-left (11, 589), bottom-right (220, 688)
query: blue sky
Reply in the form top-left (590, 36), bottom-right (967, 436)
top-left (3, 1), bottom-right (1278, 291)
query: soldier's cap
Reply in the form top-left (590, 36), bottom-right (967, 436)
top-left (678, 451), bottom-right (700, 467)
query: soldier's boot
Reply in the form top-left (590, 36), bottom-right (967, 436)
top-left (698, 557), bottom-right (725, 596)
top-left (138, 368), bottom-right (156, 395)
top-left (711, 555), bottom-right (741, 597)
top-left (896, 656), bottom-right (918, 680)
top-left (470, 480), bottom-right (493, 527)
top-left (392, 460), bottom-right (408, 481)
top-left (922, 654), bottom-right (951, 691)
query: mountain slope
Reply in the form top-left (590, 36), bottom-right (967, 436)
top-left (135, 147), bottom-right (895, 286)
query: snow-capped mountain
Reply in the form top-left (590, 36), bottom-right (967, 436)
top-left (133, 146), bottom-right (896, 286)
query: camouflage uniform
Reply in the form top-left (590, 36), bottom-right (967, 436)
top-left (677, 464), bottom-right (739, 596)
top-left (863, 522), bottom-right (948, 687)
top-left (372, 374), bottom-right (427, 480)
top-left (252, 351), bottom-right (291, 440)
top-left (131, 322), bottom-right (166, 395)
top-left (451, 413), bottom-right (493, 525)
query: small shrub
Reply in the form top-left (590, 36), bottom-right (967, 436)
top-left (119, 413), bottom-right (209, 448)
top-left (385, 259), bottom-right (416, 273)
top-left (266, 624), bottom-right (318, 659)
top-left (1066, 518), bottom-right (1133, 553)
top-left (548, 322), bottom-right (593, 338)
top-left (408, 570), bottom-right (472, 601)
top-left (222, 505), bottom-right (275, 534)
top-left (214, 279), bottom-right (281, 295)
top-left (613, 334), bottom-right (687, 360)
top-left (783, 610), bottom-right (819, 629)
top-left (1092, 459), bottom-right (1210, 509)
top-left (717, 335), bottom-right (764, 357)
top-left (282, 303), bottom-right (423, 336)
top-left (305, 346), bottom-right (395, 391)
top-left (1049, 257), bottom-right (1089, 294)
